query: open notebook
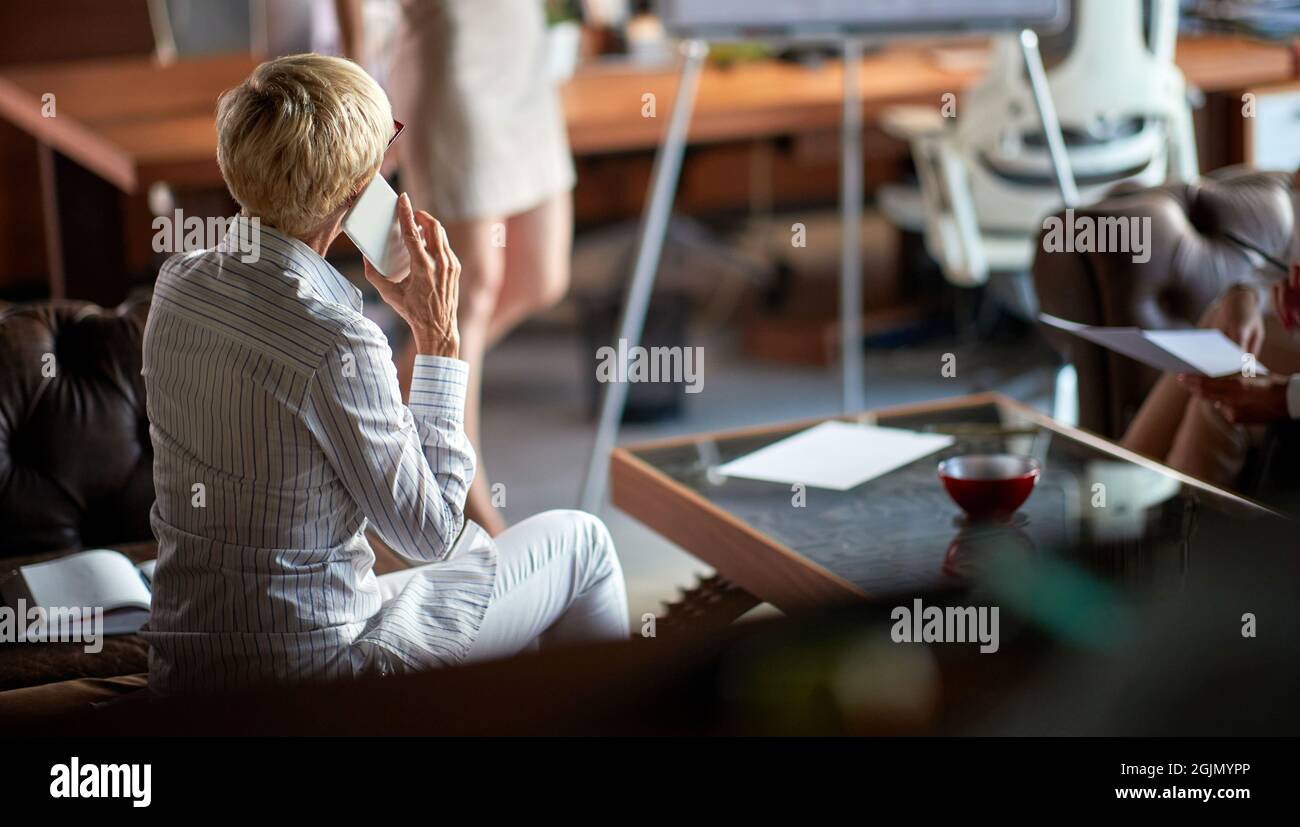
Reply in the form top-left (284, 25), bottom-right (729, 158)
top-left (1, 549), bottom-right (155, 636)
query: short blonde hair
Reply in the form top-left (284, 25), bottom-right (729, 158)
top-left (216, 54), bottom-right (392, 237)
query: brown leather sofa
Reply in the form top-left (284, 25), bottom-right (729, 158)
top-left (1032, 166), bottom-right (1299, 440)
top-left (0, 298), bottom-right (154, 555)
top-left (0, 298), bottom-right (156, 692)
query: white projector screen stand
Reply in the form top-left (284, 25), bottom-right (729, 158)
top-left (579, 31), bottom-right (1078, 513)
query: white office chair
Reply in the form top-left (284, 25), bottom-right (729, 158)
top-left (879, 0), bottom-right (1197, 289)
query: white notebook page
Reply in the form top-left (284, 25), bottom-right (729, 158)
top-left (20, 549), bottom-right (152, 611)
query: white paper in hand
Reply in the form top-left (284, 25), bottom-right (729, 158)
top-left (1142, 330), bottom-right (1265, 377)
top-left (716, 421), bottom-right (955, 491)
top-left (1039, 313), bottom-right (1264, 377)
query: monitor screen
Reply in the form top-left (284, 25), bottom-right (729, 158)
top-left (658, 0), bottom-right (1069, 40)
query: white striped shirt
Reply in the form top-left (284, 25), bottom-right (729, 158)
top-left (141, 217), bottom-right (497, 694)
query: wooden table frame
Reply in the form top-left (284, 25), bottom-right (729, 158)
top-left (610, 391), bottom-right (1274, 613)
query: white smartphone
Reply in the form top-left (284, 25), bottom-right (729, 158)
top-left (342, 174), bottom-right (410, 279)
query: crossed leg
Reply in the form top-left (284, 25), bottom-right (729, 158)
top-left (1122, 303), bottom-right (1300, 489)
top-left (377, 509), bottom-right (629, 661)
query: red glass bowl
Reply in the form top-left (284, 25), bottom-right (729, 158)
top-left (937, 454), bottom-right (1040, 521)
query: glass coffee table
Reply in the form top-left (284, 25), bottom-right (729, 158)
top-left (611, 392), bottom-right (1276, 614)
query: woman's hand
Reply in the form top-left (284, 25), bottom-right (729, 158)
top-left (1178, 373), bottom-right (1290, 424)
top-left (1271, 262), bottom-right (1300, 330)
top-left (1212, 283), bottom-right (1265, 356)
top-left (363, 193), bottom-right (462, 359)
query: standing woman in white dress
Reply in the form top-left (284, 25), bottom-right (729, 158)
top-left (338, 0), bottom-right (576, 536)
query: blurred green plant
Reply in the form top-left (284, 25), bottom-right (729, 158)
top-left (708, 42), bottom-right (775, 67)
top-left (545, 0), bottom-right (581, 25)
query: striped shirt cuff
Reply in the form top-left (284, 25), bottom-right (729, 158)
top-left (409, 356), bottom-right (470, 421)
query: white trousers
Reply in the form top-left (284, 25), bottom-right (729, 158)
top-left (378, 509), bottom-right (630, 662)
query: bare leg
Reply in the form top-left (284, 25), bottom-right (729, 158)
top-left (487, 191), bottom-right (573, 345)
top-left (1120, 372), bottom-right (1191, 461)
top-left (445, 217), bottom-right (508, 536)
top-left (1163, 395), bottom-right (1253, 488)
top-left (1122, 295), bottom-right (1232, 462)
top-left (394, 192), bottom-right (573, 536)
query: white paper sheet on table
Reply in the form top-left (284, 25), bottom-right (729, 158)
top-left (715, 421), bottom-right (955, 491)
top-left (1039, 313), bottom-right (1265, 377)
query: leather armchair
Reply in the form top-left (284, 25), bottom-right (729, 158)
top-left (0, 298), bottom-right (155, 556)
top-left (1033, 167), bottom-right (1299, 439)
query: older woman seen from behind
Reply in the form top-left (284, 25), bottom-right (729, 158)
top-left (142, 54), bottom-right (627, 694)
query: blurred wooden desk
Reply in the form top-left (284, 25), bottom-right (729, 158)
top-left (0, 54), bottom-right (255, 193)
top-left (0, 54), bottom-right (256, 302)
top-left (0, 35), bottom-right (1293, 303)
top-left (565, 37), bottom-right (1293, 154)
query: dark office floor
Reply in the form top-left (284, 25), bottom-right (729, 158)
top-left (477, 322), bottom-right (1059, 620)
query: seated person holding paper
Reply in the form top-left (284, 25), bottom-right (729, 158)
top-left (1123, 265), bottom-right (1300, 489)
top-left (142, 55), bottom-right (628, 693)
